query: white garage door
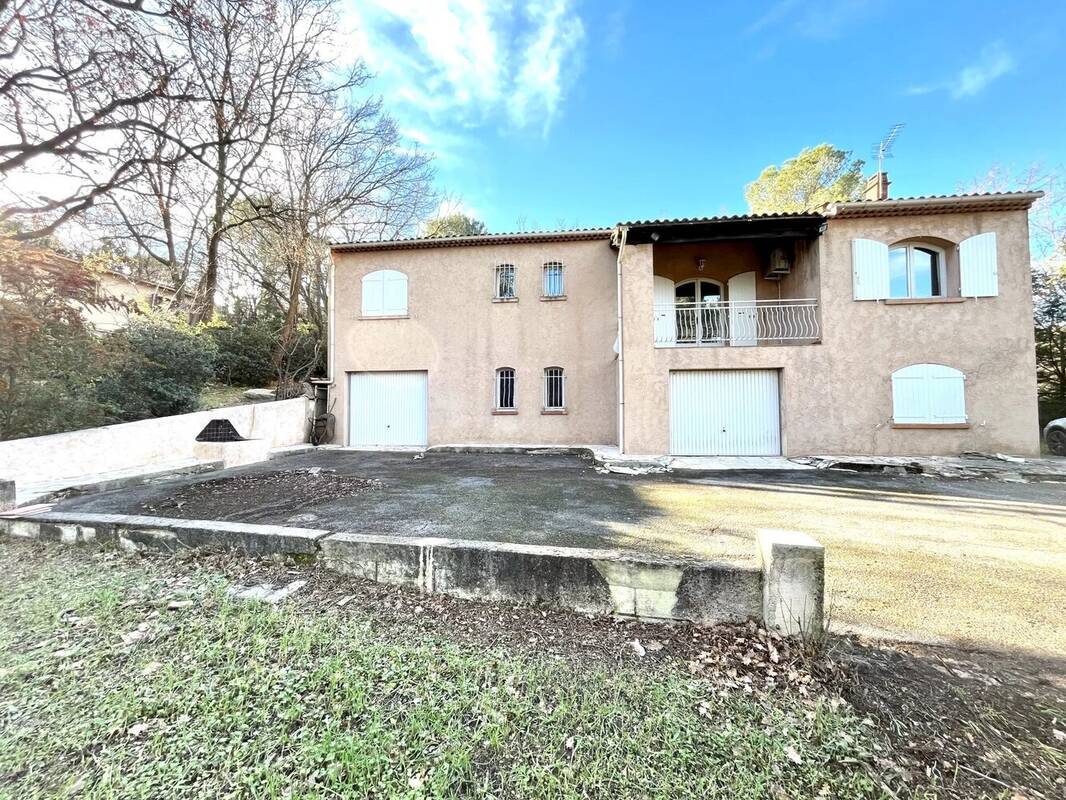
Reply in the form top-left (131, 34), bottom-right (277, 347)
top-left (670, 370), bottom-right (781, 456)
top-left (348, 371), bottom-right (428, 447)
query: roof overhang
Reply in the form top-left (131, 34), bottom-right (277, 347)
top-left (330, 228), bottom-right (611, 253)
top-left (616, 214), bottom-right (827, 246)
top-left (824, 191), bottom-right (1043, 219)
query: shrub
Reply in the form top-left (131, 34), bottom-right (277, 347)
top-left (208, 311), bottom-right (276, 387)
top-left (96, 322), bottom-right (217, 421)
top-left (0, 240), bottom-right (110, 440)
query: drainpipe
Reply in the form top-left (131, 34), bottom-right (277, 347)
top-left (327, 255), bottom-right (336, 386)
top-left (614, 226), bottom-right (628, 454)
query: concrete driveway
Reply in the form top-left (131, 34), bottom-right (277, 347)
top-left (51, 450), bottom-right (1066, 655)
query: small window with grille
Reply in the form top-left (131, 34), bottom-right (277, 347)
top-left (542, 261), bottom-right (565, 297)
top-left (494, 263), bottom-right (516, 299)
top-left (543, 367), bottom-right (565, 410)
top-left (495, 367), bottom-right (516, 410)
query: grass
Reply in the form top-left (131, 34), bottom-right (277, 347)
top-left (198, 383), bottom-right (263, 410)
top-left (0, 544), bottom-right (891, 799)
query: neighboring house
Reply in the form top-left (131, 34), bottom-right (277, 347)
top-left (326, 178), bottom-right (1042, 457)
top-left (85, 267), bottom-right (182, 333)
top-left (37, 252), bottom-right (183, 333)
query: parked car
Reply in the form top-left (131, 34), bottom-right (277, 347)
top-left (1045, 418), bottom-right (1066, 456)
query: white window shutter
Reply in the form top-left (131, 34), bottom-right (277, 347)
top-left (960, 232), bottom-right (998, 297)
top-left (891, 366), bottom-right (929, 423)
top-left (892, 364), bottom-right (966, 424)
top-left (382, 270), bottom-right (408, 315)
top-left (852, 239), bottom-right (890, 300)
top-left (929, 368), bottom-right (967, 423)
top-left (361, 271), bottom-right (384, 316)
top-left (362, 269), bottom-right (408, 316)
top-left (653, 274), bottom-right (676, 344)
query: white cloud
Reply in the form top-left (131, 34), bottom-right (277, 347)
top-left (951, 43), bottom-right (1014, 98)
top-left (342, 0), bottom-right (585, 142)
top-left (507, 0), bottom-right (585, 131)
top-left (747, 0), bottom-right (870, 40)
top-left (906, 42), bottom-right (1015, 99)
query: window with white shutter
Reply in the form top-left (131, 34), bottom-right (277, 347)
top-left (852, 238), bottom-right (890, 300)
top-left (891, 364), bottom-right (967, 425)
top-left (361, 269), bottom-right (408, 316)
top-left (888, 244), bottom-right (947, 298)
top-left (959, 232), bottom-right (998, 297)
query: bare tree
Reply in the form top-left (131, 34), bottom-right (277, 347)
top-left (165, 0), bottom-right (356, 322)
top-left (0, 0), bottom-right (188, 238)
top-left (88, 101), bottom-right (210, 294)
top-left (229, 81), bottom-right (435, 391)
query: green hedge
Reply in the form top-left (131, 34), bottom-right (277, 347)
top-left (96, 322), bottom-right (217, 422)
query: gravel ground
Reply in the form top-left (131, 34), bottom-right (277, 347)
top-left (49, 450), bottom-right (1066, 655)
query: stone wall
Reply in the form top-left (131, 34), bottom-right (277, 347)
top-left (0, 397), bottom-right (312, 486)
top-left (0, 510), bottom-right (824, 633)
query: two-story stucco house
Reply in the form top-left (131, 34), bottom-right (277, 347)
top-left (325, 182), bottom-right (1042, 457)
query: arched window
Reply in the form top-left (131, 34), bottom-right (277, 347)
top-left (888, 243), bottom-right (946, 299)
top-left (495, 367), bottom-right (516, 410)
top-left (673, 278), bottom-right (725, 343)
top-left (543, 366), bottom-right (565, 410)
top-left (892, 364), bottom-right (966, 425)
top-left (361, 269), bottom-right (408, 316)
top-left (542, 261), bottom-right (565, 297)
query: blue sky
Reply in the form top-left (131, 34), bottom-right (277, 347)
top-left (342, 0), bottom-right (1066, 232)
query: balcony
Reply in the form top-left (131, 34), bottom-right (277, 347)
top-left (653, 298), bottom-right (820, 347)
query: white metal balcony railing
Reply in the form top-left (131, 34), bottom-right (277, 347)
top-left (653, 299), bottom-right (820, 347)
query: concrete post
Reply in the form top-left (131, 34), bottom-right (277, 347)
top-left (757, 529), bottom-right (825, 637)
top-left (0, 480), bottom-right (14, 512)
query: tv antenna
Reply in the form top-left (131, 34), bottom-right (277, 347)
top-left (872, 123), bottom-right (904, 174)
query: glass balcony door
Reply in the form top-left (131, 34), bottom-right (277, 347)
top-left (674, 279), bottom-right (724, 344)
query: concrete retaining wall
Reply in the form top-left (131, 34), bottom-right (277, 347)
top-left (0, 511), bottom-right (824, 632)
top-left (0, 398), bottom-right (312, 485)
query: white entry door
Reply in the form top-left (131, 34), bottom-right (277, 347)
top-left (348, 371), bottom-right (428, 447)
top-left (669, 369), bottom-right (781, 455)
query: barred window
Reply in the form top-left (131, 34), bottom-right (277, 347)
top-left (495, 367), bottom-right (516, 410)
top-left (495, 263), bottom-right (516, 299)
top-left (543, 367), bottom-right (565, 410)
top-left (542, 261), bottom-right (564, 297)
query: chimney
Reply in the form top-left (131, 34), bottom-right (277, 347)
top-left (863, 172), bottom-right (890, 201)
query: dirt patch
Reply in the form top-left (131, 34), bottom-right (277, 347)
top-left (139, 468), bottom-right (381, 521)
top-left (835, 638), bottom-right (1066, 798)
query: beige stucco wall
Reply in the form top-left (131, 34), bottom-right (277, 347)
top-left (329, 206), bottom-right (1038, 457)
top-left (329, 239), bottom-right (619, 447)
top-left (815, 210), bottom-right (1039, 456)
top-left (620, 243), bottom-right (835, 455)
top-left (620, 209), bottom-right (1039, 456)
